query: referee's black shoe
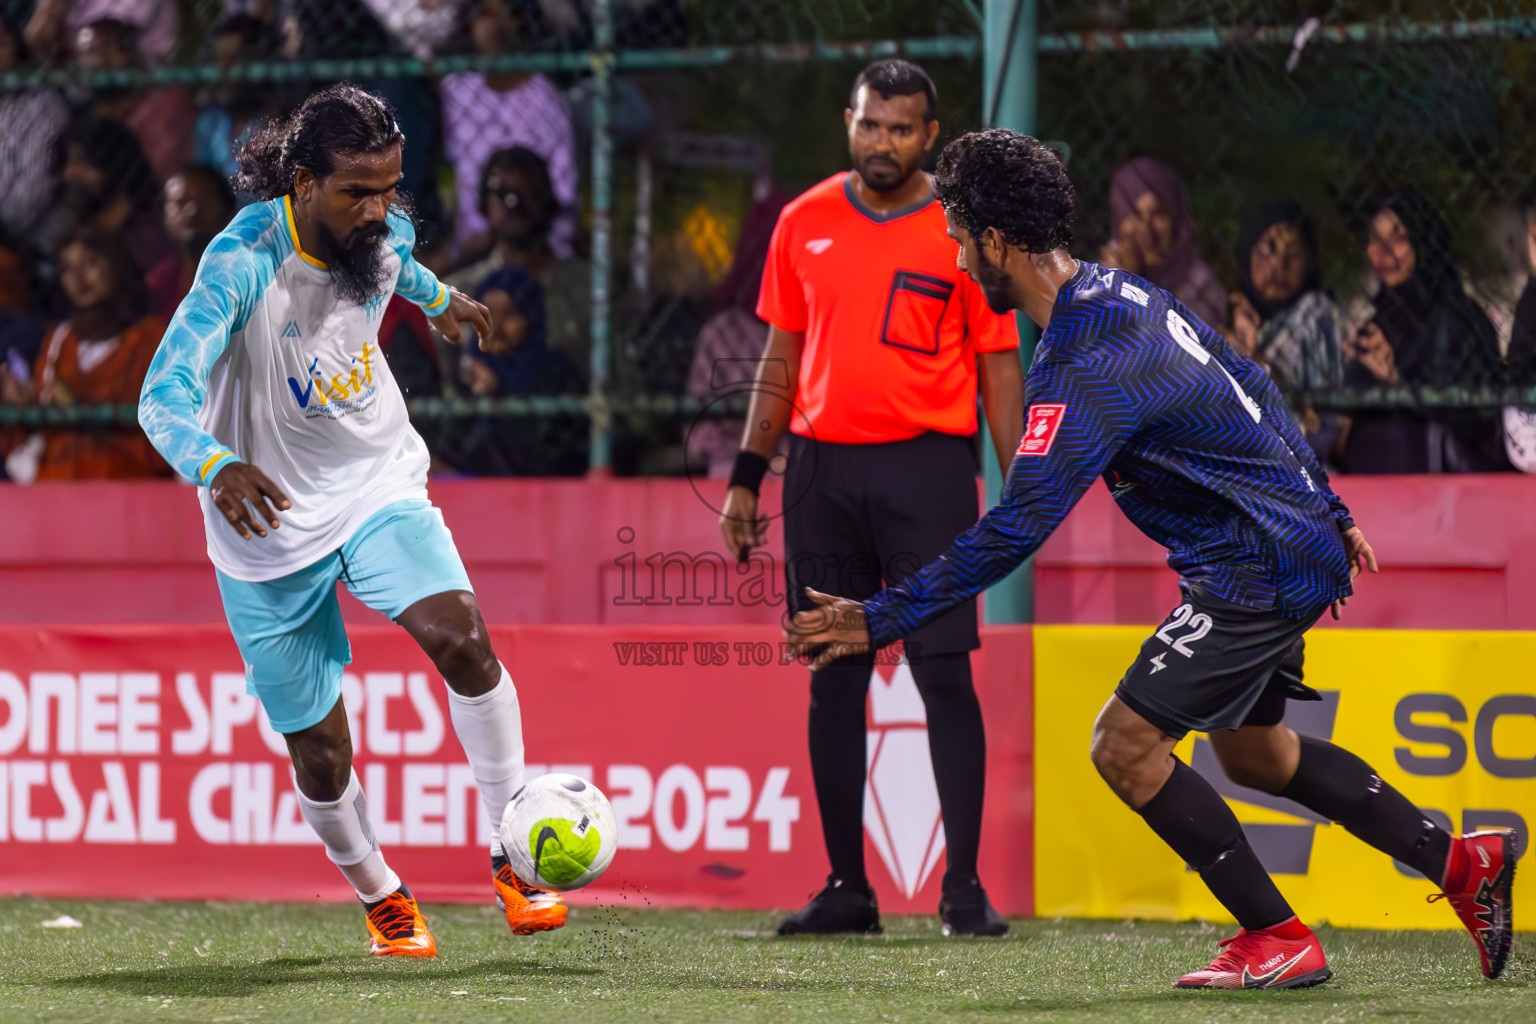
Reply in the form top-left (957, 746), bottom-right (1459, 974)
top-left (777, 877), bottom-right (882, 935)
top-left (939, 876), bottom-right (1008, 937)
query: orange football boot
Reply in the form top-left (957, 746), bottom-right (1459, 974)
top-left (493, 854), bottom-right (569, 935)
top-left (364, 886), bottom-right (437, 957)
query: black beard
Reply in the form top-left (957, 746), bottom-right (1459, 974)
top-left (857, 156), bottom-right (910, 193)
top-left (323, 220), bottom-right (391, 306)
top-left (973, 250), bottom-right (1016, 315)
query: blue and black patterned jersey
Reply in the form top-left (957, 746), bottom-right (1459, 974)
top-left (864, 261), bottom-right (1355, 647)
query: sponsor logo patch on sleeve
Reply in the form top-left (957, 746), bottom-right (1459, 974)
top-left (1017, 403), bottom-right (1066, 457)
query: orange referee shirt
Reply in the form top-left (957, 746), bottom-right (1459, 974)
top-left (756, 172), bottom-right (1020, 444)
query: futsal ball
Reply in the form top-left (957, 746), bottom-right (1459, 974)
top-left (499, 773), bottom-right (617, 891)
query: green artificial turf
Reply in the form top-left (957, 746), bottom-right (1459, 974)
top-left (0, 896), bottom-right (1529, 1023)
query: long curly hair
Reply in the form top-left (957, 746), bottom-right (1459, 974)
top-left (234, 83), bottom-right (406, 202)
top-left (935, 129), bottom-right (1076, 253)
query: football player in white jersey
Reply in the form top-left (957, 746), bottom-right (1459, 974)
top-left (139, 84), bottom-right (566, 956)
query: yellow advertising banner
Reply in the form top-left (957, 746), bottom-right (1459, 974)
top-left (1034, 626), bottom-right (1535, 929)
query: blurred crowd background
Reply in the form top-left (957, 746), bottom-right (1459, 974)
top-left (2, 0), bottom-right (1535, 483)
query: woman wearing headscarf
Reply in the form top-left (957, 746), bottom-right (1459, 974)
top-left (1502, 208), bottom-right (1536, 471)
top-left (1102, 157), bottom-right (1227, 330)
top-left (1343, 189), bottom-right (1508, 473)
top-left (1229, 200), bottom-right (1346, 463)
top-left (684, 187), bottom-right (790, 478)
top-left (464, 266), bottom-right (582, 398)
top-left (436, 266), bottom-right (585, 475)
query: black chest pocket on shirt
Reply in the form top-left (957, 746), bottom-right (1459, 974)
top-left (879, 270), bottom-right (955, 356)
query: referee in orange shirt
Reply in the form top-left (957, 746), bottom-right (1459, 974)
top-left (720, 60), bottom-right (1024, 936)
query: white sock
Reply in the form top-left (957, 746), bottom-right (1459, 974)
top-left (296, 768), bottom-right (401, 902)
top-left (447, 662), bottom-right (525, 857)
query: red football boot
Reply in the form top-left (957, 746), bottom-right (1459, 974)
top-left (1431, 829), bottom-right (1517, 980)
top-left (1175, 917), bottom-right (1331, 990)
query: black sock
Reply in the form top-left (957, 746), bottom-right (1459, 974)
top-left (807, 655), bottom-right (874, 889)
top-left (1279, 735), bottom-right (1452, 882)
top-left (1137, 758), bottom-right (1295, 930)
top-left (911, 652), bottom-right (986, 886)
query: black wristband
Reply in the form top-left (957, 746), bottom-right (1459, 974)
top-left (1337, 517), bottom-right (1356, 535)
top-left (729, 450), bottom-right (770, 495)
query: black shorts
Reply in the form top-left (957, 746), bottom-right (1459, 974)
top-left (1115, 586), bottom-right (1326, 739)
top-left (783, 431), bottom-right (980, 657)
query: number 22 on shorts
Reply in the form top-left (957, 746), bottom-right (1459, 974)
top-left (1155, 603), bottom-right (1212, 657)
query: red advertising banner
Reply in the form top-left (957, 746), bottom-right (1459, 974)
top-left (0, 624), bottom-right (1033, 916)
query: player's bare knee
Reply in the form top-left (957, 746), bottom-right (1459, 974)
top-left (1090, 725), bottom-right (1154, 801)
top-left (289, 733), bottom-right (353, 802)
top-left (424, 625), bottom-right (499, 695)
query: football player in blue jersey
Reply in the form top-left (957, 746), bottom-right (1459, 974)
top-left (787, 129), bottom-right (1515, 990)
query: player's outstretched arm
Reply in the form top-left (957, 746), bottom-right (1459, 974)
top-left (859, 360), bottom-right (1139, 648)
top-left (138, 247), bottom-right (254, 487)
top-left (387, 212), bottom-right (495, 348)
top-left (785, 588), bottom-right (870, 671)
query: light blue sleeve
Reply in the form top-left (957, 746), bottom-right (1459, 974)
top-left (137, 236), bottom-right (262, 485)
top-left (389, 212), bottom-right (450, 316)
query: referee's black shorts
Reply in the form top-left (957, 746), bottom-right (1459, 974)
top-left (1115, 585), bottom-right (1328, 739)
top-left (783, 431), bottom-right (980, 657)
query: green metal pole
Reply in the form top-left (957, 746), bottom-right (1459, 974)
top-left (588, 0), bottom-right (614, 471)
top-left (981, 0), bottom-right (1037, 625)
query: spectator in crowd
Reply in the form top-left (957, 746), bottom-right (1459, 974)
top-left (0, 225), bottom-right (169, 482)
top-left (68, 16), bottom-right (195, 178)
top-left (436, 266), bottom-right (584, 475)
top-left (465, 267), bottom-right (582, 397)
top-left (146, 164), bottom-right (237, 321)
top-left (1229, 199), bottom-right (1346, 463)
top-left (357, 0), bottom-right (462, 58)
top-left (1342, 189), bottom-right (1508, 473)
top-left (0, 228), bottom-right (45, 476)
top-left (530, 0), bottom-right (685, 48)
top-left (1505, 206), bottom-right (1536, 386)
top-left (1502, 206), bottom-right (1536, 472)
top-left (441, 0), bottom-right (577, 256)
top-left (444, 146), bottom-right (589, 371)
top-left (60, 115), bottom-right (174, 277)
top-left (279, 0), bottom-right (396, 58)
top-left (0, 16), bottom-right (69, 252)
top-left (1102, 156), bottom-right (1227, 329)
top-left (24, 0), bottom-right (177, 65)
top-left (684, 188), bottom-right (788, 478)
top-left (278, 0), bottom-right (449, 236)
top-left (0, 226), bottom-right (45, 392)
top-left (194, 13), bottom-right (283, 186)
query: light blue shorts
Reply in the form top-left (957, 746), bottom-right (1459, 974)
top-left (215, 497), bottom-right (473, 734)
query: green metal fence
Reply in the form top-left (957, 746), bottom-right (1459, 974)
top-left (3, 0), bottom-right (1536, 479)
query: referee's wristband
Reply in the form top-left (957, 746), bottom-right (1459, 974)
top-left (729, 451), bottom-right (770, 495)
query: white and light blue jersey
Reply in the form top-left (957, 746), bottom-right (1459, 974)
top-left (139, 196), bottom-right (452, 582)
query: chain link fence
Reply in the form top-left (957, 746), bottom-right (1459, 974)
top-left (2, 0), bottom-right (1534, 479)
top-left (1035, 0), bottom-right (1536, 471)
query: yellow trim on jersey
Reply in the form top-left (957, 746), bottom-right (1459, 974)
top-left (283, 195), bottom-right (330, 270)
top-left (424, 281), bottom-right (449, 314)
top-left (199, 451), bottom-right (237, 482)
